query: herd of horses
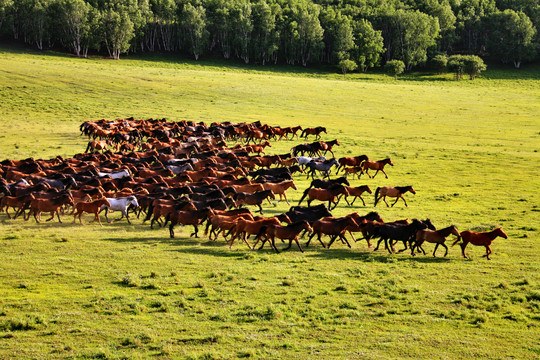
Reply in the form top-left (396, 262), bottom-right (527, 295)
top-left (0, 118), bottom-right (507, 260)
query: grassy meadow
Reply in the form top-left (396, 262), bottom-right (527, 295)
top-left (0, 46), bottom-right (539, 359)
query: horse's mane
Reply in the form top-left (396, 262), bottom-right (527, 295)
top-left (395, 186), bottom-right (413, 192)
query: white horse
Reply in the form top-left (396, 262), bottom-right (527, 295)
top-left (166, 163), bottom-right (194, 175)
top-left (297, 156), bottom-right (326, 167)
top-left (100, 196), bottom-right (139, 224)
top-left (97, 168), bottom-right (132, 179)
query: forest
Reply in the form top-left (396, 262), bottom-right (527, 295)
top-left (0, 0), bottom-right (538, 70)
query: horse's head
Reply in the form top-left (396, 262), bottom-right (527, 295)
top-left (495, 227), bottom-right (508, 239)
top-left (422, 218), bottom-right (436, 230)
top-left (290, 181), bottom-right (297, 191)
top-left (408, 186), bottom-right (416, 195)
top-left (363, 185), bottom-right (372, 194)
top-left (128, 196), bottom-right (139, 208)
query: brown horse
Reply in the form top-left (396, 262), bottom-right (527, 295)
top-left (255, 220), bottom-right (313, 253)
top-left (374, 186), bottom-right (416, 207)
top-left (413, 225), bottom-right (461, 257)
top-left (337, 155), bottom-right (369, 173)
top-left (205, 210), bottom-right (255, 241)
top-left (362, 158), bottom-right (394, 178)
top-left (307, 216), bottom-right (358, 248)
top-left (342, 185), bottom-right (372, 206)
top-left (342, 166), bottom-right (364, 179)
top-left (303, 184), bottom-right (349, 210)
top-left (452, 228), bottom-right (507, 260)
top-left (29, 193), bottom-right (74, 224)
top-left (72, 197), bottom-right (111, 226)
top-left (300, 126), bottom-right (326, 140)
top-left (227, 217), bottom-right (283, 249)
top-left (261, 180), bottom-right (297, 205)
top-left (167, 208), bottom-right (211, 238)
top-left (234, 190), bottom-right (275, 214)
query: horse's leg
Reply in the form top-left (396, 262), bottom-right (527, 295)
top-left (460, 241), bottom-right (468, 258)
top-left (345, 196), bottom-right (351, 206)
top-left (383, 196), bottom-right (390, 207)
top-left (46, 211), bottom-right (55, 222)
top-left (341, 234), bottom-right (352, 248)
top-left (124, 210), bottom-right (131, 225)
top-left (96, 213), bottom-right (103, 227)
top-left (190, 225), bottom-right (198, 238)
top-left (441, 243), bottom-right (448, 257)
top-left (401, 196), bottom-right (409, 207)
top-left (381, 169), bottom-right (388, 179)
top-left (433, 243), bottom-right (439, 257)
top-left (306, 232), bottom-right (316, 247)
top-left (317, 233), bottom-right (327, 248)
top-left (257, 204), bottom-right (263, 214)
top-left (327, 235), bottom-right (337, 248)
top-left (169, 224), bottom-right (175, 238)
top-left (242, 232), bottom-right (252, 249)
top-left (294, 237), bottom-right (304, 253)
top-left (33, 211), bottom-right (40, 224)
top-left (283, 193), bottom-right (290, 205)
top-left (104, 208), bottom-right (111, 223)
top-left (483, 245), bottom-right (492, 260)
top-left (348, 231), bottom-right (357, 242)
top-left (372, 170), bottom-right (380, 178)
top-left (391, 196), bottom-right (400, 207)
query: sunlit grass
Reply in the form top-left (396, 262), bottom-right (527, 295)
top-left (0, 46), bottom-right (539, 359)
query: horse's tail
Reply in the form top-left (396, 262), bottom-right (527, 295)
top-left (374, 187), bottom-right (381, 206)
top-left (298, 188), bottom-right (310, 205)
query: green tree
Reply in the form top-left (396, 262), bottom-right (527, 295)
top-left (448, 54), bottom-right (465, 79)
top-left (100, 4), bottom-right (135, 59)
top-left (486, 9), bottom-right (537, 68)
top-left (147, 0), bottom-right (177, 52)
top-left (391, 9), bottom-right (440, 69)
top-left (431, 53), bottom-right (448, 73)
top-left (338, 59), bottom-right (357, 76)
top-left (320, 8), bottom-right (354, 63)
top-left (463, 54), bottom-right (486, 79)
top-left (53, 0), bottom-right (91, 57)
top-left (231, 0), bottom-right (253, 63)
top-left (385, 59), bottom-right (405, 79)
top-left (180, 3), bottom-right (208, 60)
top-left (0, 0), bottom-right (13, 33)
top-left (351, 18), bottom-right (384, 72)
top-left (281, 0), bottom-right (324, 66)
top-left (251, 0), bottom-right (279, 65)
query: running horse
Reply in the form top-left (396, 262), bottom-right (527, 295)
top-left (452, 228), bottom-right (507, 260)
top-left (342, 185), bottom-right (372, 206)
top-left (72, 197), bottom-right (111, 226)
top-left (254, 220), bottom-right (313, 253)
top-left (336, 155), bottom-right (369, 173)
top-left (413, 225), bottom-right (461, 257)
top-left (362, 158), bottom-right (394, 178)
top-left (100, 196), bottom-right (140, 224)
top-left (300, 126), bottom-right (327, 140)
top-left (374, 186), bottom-right (416, 207)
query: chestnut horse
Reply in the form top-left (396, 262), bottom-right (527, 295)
top-left (29, 193), bottom-right (74, 224)
top-left (374, 186), bottom-right (416, 207)
top-left (261, 180), bottom-right (297, 205)
top-left (342, 185), bottom-right (372, 206)
top-left (413, 225), bottom-right (461, 257)
top-left (72, 197), bottom-right (111, 226)
top-left (452, 228), bottom-right (507, 260)
top-left (362, 158), bottom-right (394, 178)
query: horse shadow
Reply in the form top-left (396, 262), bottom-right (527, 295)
top-left (307, 246), bottom-right (454, 263)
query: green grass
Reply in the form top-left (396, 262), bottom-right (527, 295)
top-left (0, 46), bottom-right (539, 359)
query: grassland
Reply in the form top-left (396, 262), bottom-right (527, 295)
top-left (0, 45), bottom-right (539, 359)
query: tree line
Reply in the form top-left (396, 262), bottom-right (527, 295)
top-left (0, 0), bottom-right (538, 71)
